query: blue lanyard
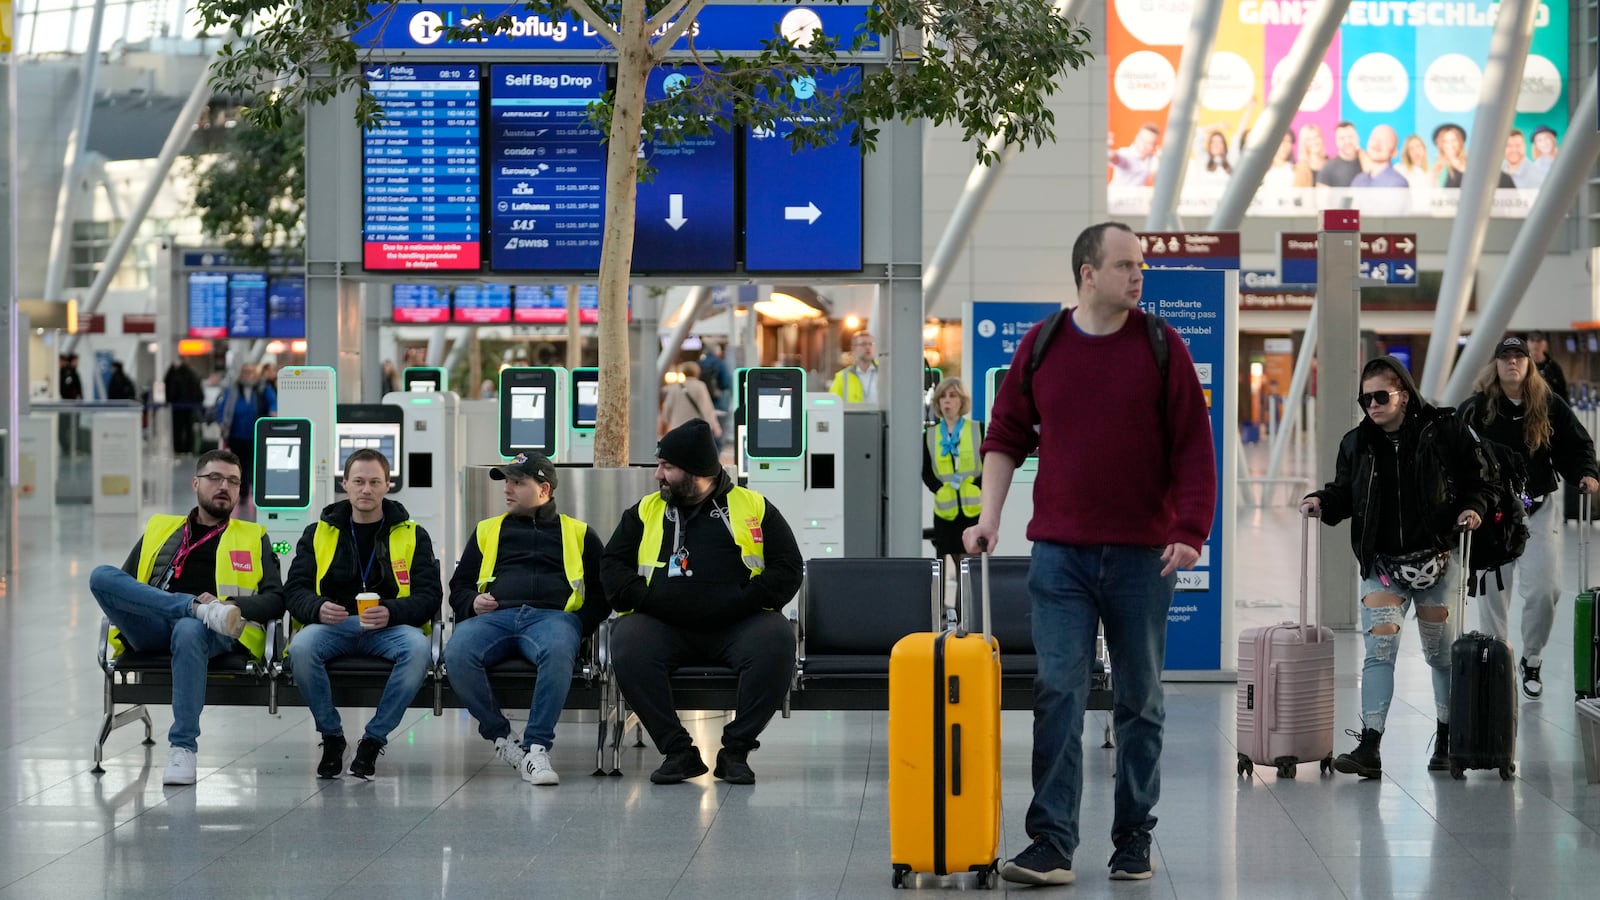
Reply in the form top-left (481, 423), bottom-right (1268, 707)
top-left (349, 523), bottom-right (381, 592)
top-left (938, 418), bottom-right (964, 459)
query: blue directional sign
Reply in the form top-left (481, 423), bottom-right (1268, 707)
top-left (743, 67), bottom-right (863, 272)
top-left (362, 64), bottom-right (481, 271)
top-left (227, 271), bottom-right (269, 338)
top-left (633, 66), bottom-right (737, 272)
top-left (1279, 232), bottom-right (1417, 286)
top-left (187, 272), bottom-right (228, 339)
top-left (488, 64), bottom-right (607, 271)
top-left (267, 276), bottom-right (306, 338)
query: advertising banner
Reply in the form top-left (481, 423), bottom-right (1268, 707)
top-left (1107, 1), bottom-right (1568, 219)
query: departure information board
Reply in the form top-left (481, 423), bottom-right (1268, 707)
top-left (452, 283), bottom-right (512, 323)
top-left (488, 64), bottom-right (607, 271)
top-left (267, 277), bottom-right (306, 338)
top-left (633, 66), bottom-right (736, 273)
top-left (513, 284), bottom-right (601, 323)
top-left (363, 64), bottom-right (482, 271)
top-left (744, 67), bottom-right (864, 272)
top-left (228, 272), bottom-right (269, 338)
top-left (393, 284), bottom-right (451, 323)
top-left (187, 272), bottom-right (228, 339)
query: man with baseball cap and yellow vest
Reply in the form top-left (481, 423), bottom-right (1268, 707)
top-left (602, 418), bottom-right (803, 785)
top-left (284, 448), bottom-right (443, 780)
top-left (444, 452), bottom-right (608, 786)
top-left (89, 449), bottom-right (285, 786)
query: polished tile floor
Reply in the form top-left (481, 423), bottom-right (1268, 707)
top-left (2, 457), bottom-right (1598, 898)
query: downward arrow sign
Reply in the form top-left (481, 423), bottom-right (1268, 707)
top-left (784, 202), bottom-right (821, 224)
top-left (666, 194), bottom-right (687, 231)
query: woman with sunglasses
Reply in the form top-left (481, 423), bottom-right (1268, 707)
top-left (1300, 357), bottom-right (1493, 779)
top-left (1458, 336), bottom-right (1599, 700)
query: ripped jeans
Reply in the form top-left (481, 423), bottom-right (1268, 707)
top-left (1357, 556), bottom-right (1461, 733)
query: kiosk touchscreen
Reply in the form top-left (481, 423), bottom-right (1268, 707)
top-left (403, 366), bottom-right (449, 393)
top-left (499, 367), bottom-right (564, 460)
top-left (335, 404), bottom-right (405, 491)
top-left (255, 418), bottom-right (313, 510)
top-left (733, 367), bottom-right (750, 478)
top-left (567, 367), bottom-right (599, 464)
top-left (745, 367), bottom-right (805, 460)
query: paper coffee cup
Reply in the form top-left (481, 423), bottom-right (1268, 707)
top-left (356, 593), bottom-right (380, 626)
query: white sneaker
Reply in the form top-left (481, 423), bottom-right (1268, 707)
top-left (520, 745), bottom-right (559, 786)
top-left (163, 747), bottom-right (197, 785)
top-left (493, 736), bottom-right (526, 770)
top-left (194, 600), bottom-right (243, 638)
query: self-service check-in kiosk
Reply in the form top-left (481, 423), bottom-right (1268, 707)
top-left (567, 367), bottom-right (599, 465)
top-left (499, 367), bottom-right (565, 461)
top-left (267, 366), bottom-right (338, 568)
top-left (382, 391), bottom-right (462, 583)
top-left (791, 393), bottom-right (844, 560)
top-left (334, 404), bottom-right (405, 493)
top-left (987, 366), bottom-right (1034, 556)
top-left (403, 366), bottom-right (449, 393)
top-left (254, 418), bottom-right (314, 549)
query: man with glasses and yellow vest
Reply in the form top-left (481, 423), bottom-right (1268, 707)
top-left (602, 419), bottom-right (804, 786)
top-left (830, 331), bottom-right (880, 403)
top-left (922, 376), bottom-right (984, 566)
top-left (443, 452), bottom-right (608, 786)
top-left (89, 449), bottom-right (285, 786)
top-left (284, 449), bottom-right (443, 780)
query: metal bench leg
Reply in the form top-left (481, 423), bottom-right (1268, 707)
top-left (594, 678), bottom-right (616, 776)
top-left (93, 704), bottom-right (154, 775)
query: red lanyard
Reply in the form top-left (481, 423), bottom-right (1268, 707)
top-left (170, 521), bottom-right (228, 581)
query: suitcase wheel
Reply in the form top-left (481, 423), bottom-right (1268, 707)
top-left (1236, 753), bottom-right (1253, 778)
top-left (975, 867), bottom-right (995, 890)
top-left (891, 866), bottom-right (910, 889)
top-left (1320, 755), bottom-right (1334, 776)
top-left (1450, 762), bottom-right (1466, 780)
top-left (1499, 764), bottom-right (1515, 781)
top-left (1274, 757), bottom-right (1298, 779)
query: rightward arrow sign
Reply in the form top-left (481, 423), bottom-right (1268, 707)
top-left (666, 194), bottom-right (687, 231)
top-left (1397, 263), bottom-right (1415, 281)
top-left (784, 202), bottom-right (821, 224)
top-left (1396, 236), bottom-right (1415, 254)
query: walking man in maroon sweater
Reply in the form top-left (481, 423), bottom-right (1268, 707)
top-left (966, 222), bottom-right (1216, 886)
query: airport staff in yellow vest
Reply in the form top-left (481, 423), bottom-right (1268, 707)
top-left (444, 452), bottom-right (609, 787)
top-left (601, 419), bottom-right (803, 786)
top-left (284, 449), bottom-right (442, 780)
top-left (88, 449), bottom-right (285, 786)
top-left (830, 331), bottom-right (880, 403)
top-left (922, 377), bottom-right (984, 564)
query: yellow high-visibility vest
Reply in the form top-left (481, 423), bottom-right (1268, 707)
top-left (473, 513), bottom-right (588, 612)
top-left (635, 487), bottom-right (766, 585)
top-left (926, 418), bottom-right (982, 520)
top-left (129, 514), bottom-right (271, 658)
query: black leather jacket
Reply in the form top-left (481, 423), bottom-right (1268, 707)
top-left (1458, 392), bottom-right (1598, 499)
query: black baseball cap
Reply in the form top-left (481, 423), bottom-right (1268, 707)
top-left (1495, 336), bottom-right (1530, 358)
top-left (491, 452), bottom-right (558, 487)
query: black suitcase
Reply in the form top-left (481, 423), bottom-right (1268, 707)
top-left (1447, 529), bottom-right (1518, 780)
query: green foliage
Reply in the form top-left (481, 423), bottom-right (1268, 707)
top-left (188, 105), bottom-right (306, 266)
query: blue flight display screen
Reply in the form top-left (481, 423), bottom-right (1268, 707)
top-left (363, 64), bottom-right (482, 271)
top-left (393, 284), bottom-right (451, 323)
top-left (267, 277), bottom-right (306, 338)
top-left (633, 66), bottom-right (736, 273)
top-left (187, 272), bottom-right (228, 339)
top-left (488, 64), bottom-right (607, 271)
top-left (228, 272), bottom-right (269, 338)
top-left (453, 283), bottom-right (512, 323)
top-left (743, 67), bottom-right (863, 272)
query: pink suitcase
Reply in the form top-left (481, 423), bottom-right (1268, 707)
top-left (1235, 512), bottom-right (1336, 779)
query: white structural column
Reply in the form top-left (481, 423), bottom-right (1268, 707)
top-left (43, 0), bottom-right (106, 302)
top-left (1145, 0), bottom-right (1224, 231)
top-left (1442, 72), bottom-right (1600, 405)
top-left (1418, 0), bottom-right (1540, 401)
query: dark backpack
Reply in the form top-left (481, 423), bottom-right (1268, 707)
top-left (1019, 309), bottom-right (1169, 409)
top-left (1459, 423), bottom-right (1532, 588)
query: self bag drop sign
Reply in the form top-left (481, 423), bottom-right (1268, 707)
top-left (1140, 268), bottom-right (1238, 674)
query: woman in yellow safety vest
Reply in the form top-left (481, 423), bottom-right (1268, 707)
top-left (922, 377), bottom-right (983, 564)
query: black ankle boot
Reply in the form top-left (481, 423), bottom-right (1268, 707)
top-left (1427, 722), bottom-right (1450, 771)
top-left (1333, 728), bottom-right (1383, 779)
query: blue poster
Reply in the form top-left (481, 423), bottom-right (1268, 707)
top-left (964, 301), bottom-right (1059, 423)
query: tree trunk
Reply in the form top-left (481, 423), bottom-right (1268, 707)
top-left (593, 3), bottom-right (652, 468)
top-left (565, 283), bottom-right (582, 369)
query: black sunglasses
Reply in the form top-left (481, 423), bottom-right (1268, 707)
top-left (1357, 390), bottom-right (1403, 408)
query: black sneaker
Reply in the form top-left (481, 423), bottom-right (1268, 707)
top-left (1520, 657), bottom-right (1543, 700)
top-left (1427, 721), bottom-right (1450, 772)
top-left (1109, 829), bottom-right (1155, 880)
top-left (649, 748), bottom-right (709, 784)
top-left (999, 839), bottom-right (1074, 886)
top-left (1333, 727), bottom-right (1383, 779)
top-left (713, 749), bottom-right (756, 785)
top-left (316, 734), bottom-right (347, 779)
top-left (349, 737), bottom-right (384, 779)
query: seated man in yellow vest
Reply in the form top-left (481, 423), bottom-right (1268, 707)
top-left (444, 452), bottom-right (608, 786)
top-left (829, 330), bottom-right (880, 403)
top-left (89, 449), bottom-right (284, 786)
top-left (601, 418), bottom-right (803, 785)
top-left (284, 449), bottom-right (443, 780)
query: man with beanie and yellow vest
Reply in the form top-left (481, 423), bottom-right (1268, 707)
top-left (89, 449), bottom-right (285, 786)
top-left (284, 449), bottom-right (442, 780)
top-left (602, 418), bottom-right (803, 785)
top-left (829, 331), bottom-right (880, 403)
top-left (443, 452), bottom-right (608, 786)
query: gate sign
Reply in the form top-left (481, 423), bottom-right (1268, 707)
top-left (1137, 232), bottom-right (1240, 270)
top-left (1279, 232), bottom-right (1417, 286)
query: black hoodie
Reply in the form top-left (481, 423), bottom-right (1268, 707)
top-left (448, 498), bottom-right (610, 636)
top-left (1458, 391), bottom-right (1598, 499)
top-left (284, 498), bottom-right (443, 628)
top-left (600, 470), bottom-right (803, 631)
top-left (1309, 356), bottom-right (1495, 576)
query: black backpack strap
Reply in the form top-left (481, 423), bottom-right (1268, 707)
top-left (1019, 309), bottom-right (1066, 403)
top-left (1146, 313), bottom-right (1169, 417)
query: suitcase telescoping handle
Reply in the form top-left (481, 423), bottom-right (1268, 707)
top-left (1455, 525), bottom-right (1473, 623)
top-left (1582, 491), bottom-right (1591, 589)
top-left (1299, 509), bottom-right (1321, 641)
top-left (959, 537), bottom-right (994, 641)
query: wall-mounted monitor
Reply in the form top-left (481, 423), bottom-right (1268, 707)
top-left (392, 284), bottom-right (450, 324)
top-left (187, 272), bottom-right (229, 339)
top-left (335, 404), bottom-right (405, 491)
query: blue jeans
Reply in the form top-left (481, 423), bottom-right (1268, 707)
top-left (288, 619), bottom-right (430, 744)
top-left (1025, 542), bottom-right (1177, 858)
top-left (1357, 559), bottom-right (1459, 732)
top-left (89, 565), bottom-right (236, 752)
top-left (443, 606), bottom-right (582, 750)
